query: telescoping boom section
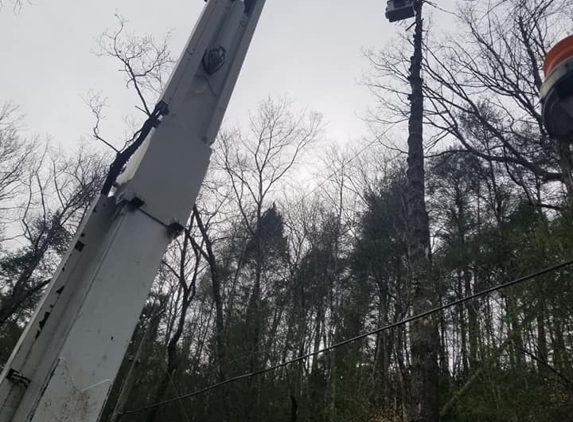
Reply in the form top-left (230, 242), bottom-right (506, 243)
top-left (0, 1), bottom-right (266, 421)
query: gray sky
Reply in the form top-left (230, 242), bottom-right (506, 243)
top-left (0, 0), bottom-right (456, 150)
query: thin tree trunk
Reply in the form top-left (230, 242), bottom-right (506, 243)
top-left (245, 203), bottom-right (263, 422)
top-left (145, 230), bottom-right (198, 422)
top-left (0, 278), bottom-right (51, 325)
top-left (192, 207), bottom-right (230, 422)
top-left (441, 311), bottom-right (537, 417)
top-left (290, 394), bottom-right (298, 422)
top-left (466, 270), bottom-right (479, 371)
top-left (144, 292), bottom-right (192, 422)
top-left (458, 272), bottom-right (468, 374)
top-left (537, 294), bottom-right (549, 377)
top-left (110, 311), bottom-right (162, 422)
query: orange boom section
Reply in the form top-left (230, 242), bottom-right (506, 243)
top-left (544, 35), bottom-right (573, 76)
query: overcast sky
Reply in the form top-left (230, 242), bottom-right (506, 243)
top-left (0, 0), bottom-right (457, 151)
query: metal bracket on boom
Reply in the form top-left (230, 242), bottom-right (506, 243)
top-left (6, 371), bottom-right (30, 389)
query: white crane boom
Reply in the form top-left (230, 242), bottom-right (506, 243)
top-left (0, 1), bottom-right (265, 420)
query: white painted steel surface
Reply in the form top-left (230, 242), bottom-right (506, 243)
top-left (0, 0), bottom-right (266, 420)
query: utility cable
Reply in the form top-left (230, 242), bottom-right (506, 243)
top-left (122, 257), bottom-right (573, 415)
top-left (101, 101), bottom-right (169, 195)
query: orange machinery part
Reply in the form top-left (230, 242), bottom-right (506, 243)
top-left (544, 35), bottom-right (573, 76)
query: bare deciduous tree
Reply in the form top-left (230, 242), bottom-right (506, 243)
top-left (220, 98), bottom-right (322, 228)
top-left (420, 0), bottom-right (573, 202)
top-left (217, 97), bottom-right (321, 419)
top-left (365, 0), bottom-right (573, 208)
top-left (0, 102), bottom-right (34, 228)
top-left (95, 14), bottom-right (174, 116)
top-left (0, 145), bottom-right (105, 326)
top-left (0, 0), bottom-right (29, 12)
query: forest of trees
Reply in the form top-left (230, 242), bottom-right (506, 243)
top-left (2, 0), bottom-right (573, 421)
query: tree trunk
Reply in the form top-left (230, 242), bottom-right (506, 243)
top-left (290, 394), bottom-right (298, 422)
top-left (506, 294), bottom-right (525, 369)
top-left (458, 272), bottom-right (468, 374)
top-left (406, 2), bottom-right (440, 421)
top-left (145, 271), bottom-right (194, 422)
top-left (536, 293), bottom-right (549, 377)
top-left (557, 140), bottom-right (573, 203)
top-left (0, 222), bottom-right (59, 326)
top-left (245, 207), bottom-right (263, 422)
top-left (466, 270), bottom-right (479, 371)
top-left (192, 207), bottom-right (230, 422)
top-left (109, 311), bottom-right (162, 422)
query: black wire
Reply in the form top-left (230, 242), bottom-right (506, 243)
top-left (100, 101), bottom-right (168, 195)
top-left (122, 257), bottom-right (573, 415)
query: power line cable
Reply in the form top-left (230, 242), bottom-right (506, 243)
top-left (122, 257), bottom-right (573, 416)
